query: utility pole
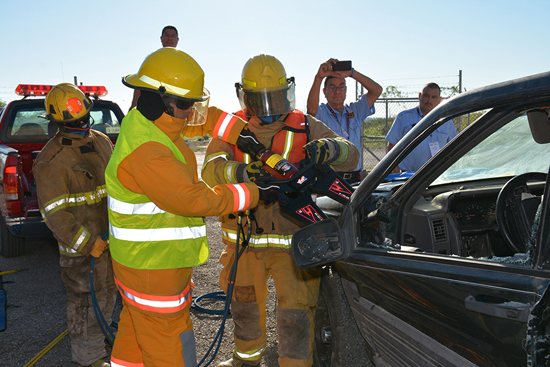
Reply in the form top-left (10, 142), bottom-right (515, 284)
top-left (356, 80), bottom-right (364, 101)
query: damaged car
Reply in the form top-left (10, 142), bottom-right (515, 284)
top-left (292, 71), bottom-right (550, 366)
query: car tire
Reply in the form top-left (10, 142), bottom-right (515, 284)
top-left (313, 267), bottom-right (373, 367)
top-left (0, 216), bottom-right (25, 258)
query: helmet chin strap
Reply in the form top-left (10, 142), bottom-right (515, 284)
top-left (62, 116), bottom-right (91, 137)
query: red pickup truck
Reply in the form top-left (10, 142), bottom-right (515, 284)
top-left (0, 84), bottom-right (124, 257)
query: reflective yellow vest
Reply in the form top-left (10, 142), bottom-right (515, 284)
top-left (106, 110), bottom-right (208, 269)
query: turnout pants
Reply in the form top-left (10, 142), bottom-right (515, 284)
top-left (62, 252), bottom-right (116, 366)
top-left (110, 259), bottom-right (196, 367)
top-left (219, 248), bottom-right (321, 367)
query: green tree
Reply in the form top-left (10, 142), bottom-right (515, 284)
top-left (0, 99), bottom-right (5, 109)
top-left (381, 85), bottom-right (407, 98)
top-left (441, 86), bottom-right (459, 98)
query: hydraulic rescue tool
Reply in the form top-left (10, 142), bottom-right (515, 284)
top-left (236, 129), bottom-right (355, 224)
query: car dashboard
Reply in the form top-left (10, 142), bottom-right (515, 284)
top-left (386, 180), bottom-right (545, 258)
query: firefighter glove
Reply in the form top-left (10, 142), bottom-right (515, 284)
top-left (304, 139), bottom-right (331, 164)
top-left (236, 128), bottom-right (265, 158)
top-left (245, 161), bottom-right (271, 182)
top-left (90, 237), bottom-right (108, 258)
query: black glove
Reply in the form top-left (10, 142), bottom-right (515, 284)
top-left (236, 128), bottom-right (265, 157)
top-left (256, 182), bottom-right (281, 204)
top-left (244, 161), bottom-right (271, 182)
top-left (304, 139), bottom-right (331, 164)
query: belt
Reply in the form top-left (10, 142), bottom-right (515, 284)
top-left (337, 170), bottom-right (367, 184)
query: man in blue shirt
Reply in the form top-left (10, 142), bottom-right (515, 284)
top-left (307, 58), bottom-right (382, 182)
top-left (386, 83), bottom-right (457, 172)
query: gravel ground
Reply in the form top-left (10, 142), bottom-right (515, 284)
top-left (0, 149), bottom-right (280, 367)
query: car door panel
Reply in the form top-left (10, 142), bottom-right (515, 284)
top-left (337, 254), bottom-right (550, 366)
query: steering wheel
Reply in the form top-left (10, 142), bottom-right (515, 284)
top-left (495, 172), bottom-right (547, 253)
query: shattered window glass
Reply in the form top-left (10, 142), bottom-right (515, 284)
top-left (357, 113), bottom-right (549, 265)
top-left (434, 115), bottom-right (550, 185)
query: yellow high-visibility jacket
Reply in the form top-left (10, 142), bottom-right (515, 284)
top-left (106, 107), bottom-right (259, 269)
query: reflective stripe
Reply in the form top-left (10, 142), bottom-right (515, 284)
top-left (115, 275), bottom-right (193, 313)
top-left (180, 329), bottom-right (198, 367)
top-left (235, 345), bottom-right (266, 360)
top-left (42, 186), bottom-right (107, 218)
top-left (225, 161), bottom-right (241, 184)
top-left (110, 223), bottom-right (206, 242)
top-left (111, 356), bottom-right (145, 367)
top-left (331, 139), bottom-right (348, 166)
top-left (222, 228), bottom-right (292, 249)
top-left (226, 184), bottom-right (250, 212)
top-left (204, 152), bottom-right (227, 164)
top-left (108, 195), bottom-right (166, 215)
top-left (59, 246), bottom-right (78, 254)
top-left (56, 227), bottom-right (90, 256)
top-left (71, 228), bottom-right (89, 250)
top-left (139, 74), bottom-right (190, 97)
top-left (58, 244), bottom-right (79, 256)
top-left (282, 131), bottom-right (293, 160)
top-left (213, 112), bottom-right (239, 142)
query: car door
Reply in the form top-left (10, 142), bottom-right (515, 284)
top-left (337, 235), bottom-right (550, 366)
top-left (335, 106), bottom-right (550, 366)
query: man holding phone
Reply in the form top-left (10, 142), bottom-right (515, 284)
top-left (307, 58), bottom-right (382, 183)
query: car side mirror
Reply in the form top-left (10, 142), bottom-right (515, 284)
top-left (292, 218), bottom-right (345, 269)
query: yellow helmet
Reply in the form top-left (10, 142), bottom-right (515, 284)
top-left (123, 47), bottom-right (210, 125)
top-left (236, 54), bottom-right (295, 118)
top-left (43, 83), bottom-right (93, 124)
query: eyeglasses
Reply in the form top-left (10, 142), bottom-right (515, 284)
top-left (327, 86), bottom-right (347, 93)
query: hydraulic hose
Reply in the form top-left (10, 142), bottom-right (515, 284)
top-left (197, 210), bottom-right (251, 367)
top-left (90, 232), bottom-right (115, 346)
top-left (191, 291), bottom-right (226, 315)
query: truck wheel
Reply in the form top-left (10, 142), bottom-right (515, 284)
top-left (313, 267), bottom-right (373, 367)
top-left (0, 217), bottom-right (25, 257)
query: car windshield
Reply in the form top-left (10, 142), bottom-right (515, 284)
top-left (432, 114), bottom-right (550, 185)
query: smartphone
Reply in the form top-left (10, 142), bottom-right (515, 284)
top-left (332, 60), bottom-right (352, 71)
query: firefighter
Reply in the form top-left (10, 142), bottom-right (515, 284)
top-left (201, 54), bottom-right (360, 367)
top-left (33, 83), bottom-right (116, 367)
top-left (106, 47), bottom-right (260, 367)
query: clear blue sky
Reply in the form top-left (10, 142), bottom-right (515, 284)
top-left (1, 0), bottom-right (548, 113)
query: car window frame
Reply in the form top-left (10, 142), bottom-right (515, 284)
top-left (350, 96), bottom-right (550, 267)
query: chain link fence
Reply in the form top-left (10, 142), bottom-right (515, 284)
top-left (360, 98), bottom-right (418, 171)
top-left (359, 97), bottom-right (478, 172)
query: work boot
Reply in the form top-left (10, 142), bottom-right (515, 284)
top-left (89, 360), bottom-right (110, 367)
top-left (217, 357), bottom-right (259, 367)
